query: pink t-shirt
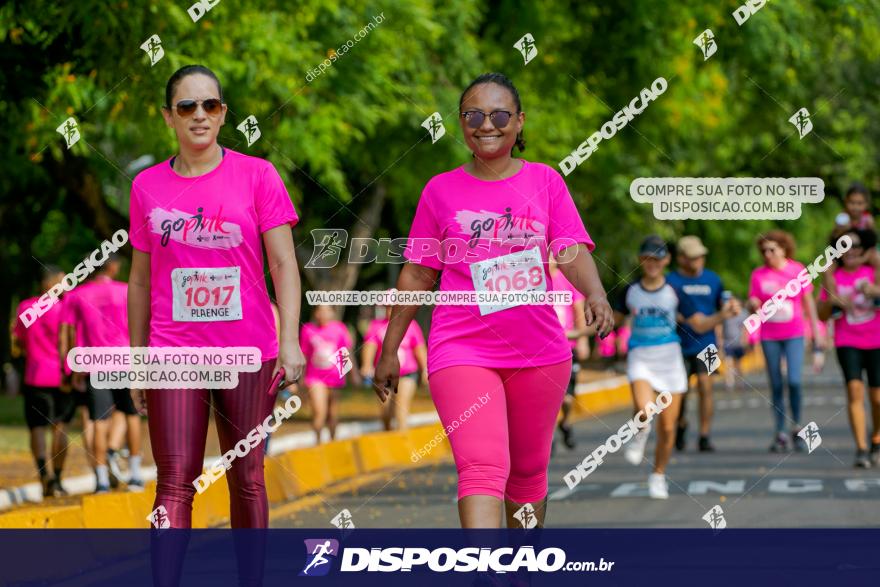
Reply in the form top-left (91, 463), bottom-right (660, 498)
top-left (748, 260), bottom-right (812, 341)
top-left (820, 265), bottom-right (880, 349)
top-left (300, 321), bottom-right (353, 388)
top-left (14, 297), bottom-right (63, 388)
top-left (364, 319), bottom-right (426, 375)
top-left (62, 276), bottom-right (129, 347)
top-left (550, 269), bottom-right (585, 349)
top-left (404, 160), bottom-right (594, 374)
top-left (129, 150), bottom-right (298, 360)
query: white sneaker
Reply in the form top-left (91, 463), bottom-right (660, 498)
top-left (648, 473), bottom-right (669, 499)
top-left (624, 424), bottom-right (650, 466)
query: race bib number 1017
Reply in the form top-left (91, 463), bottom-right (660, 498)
top-left (172, 267), bottom-right (242, 322)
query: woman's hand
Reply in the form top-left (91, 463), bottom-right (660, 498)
top-left (276, 339), bottom-right (306, 387)
top-left (585, 293), bottom-right (614, 338)
top-left (373, 351), bottom-right (400, 402)
top-left (747, 296), bottom-right (762, 313)
top-left (130, 389), bottom-right (147, 416)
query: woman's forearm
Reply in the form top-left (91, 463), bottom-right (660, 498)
top-left (383, 263), bottom-right (437, 354)
top-left (264, 226), bottom-right (301, 346)
top-left (557, 244), bottom-right (607, 301)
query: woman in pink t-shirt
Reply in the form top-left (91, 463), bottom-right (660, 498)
top-left (300, 305), bottom-right (357, 444)
top-left (360, 306), bottom-right (427, 431)
top-left (128, 65), bottom-right (305, 532)
top-left (818, 228), bottom-right (880, 467)
top-left (747, 230), bottom-right (822, 453)
top-left (11, 267), bottom-right (73, 498)
top-left (374, 73), bottom-right (613, 529)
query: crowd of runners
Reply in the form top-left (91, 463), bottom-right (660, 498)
top-left (7, 66), bottom-right (880, 535)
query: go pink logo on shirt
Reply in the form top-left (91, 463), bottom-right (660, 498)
top-left (455, 207), bottom-right (545, 248)
top-left (150, 205), bottom-right (243, 249)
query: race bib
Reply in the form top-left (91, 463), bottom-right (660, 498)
top-left (171, 267), bottom-right (242, 322)
top-left (845, 287), bottom-right (874, 326)
top-left (766, 299), bottom-right (794, 323)
top-left (312, 339), bottom-right (337, 369)
top-left (470, 247), bottom-right (546, 316)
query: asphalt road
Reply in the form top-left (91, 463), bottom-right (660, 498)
top-left (272, 364), bottom-right (880, 528)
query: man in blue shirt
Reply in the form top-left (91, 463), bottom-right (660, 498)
top-left (667, 236), bottom-right (724, 452)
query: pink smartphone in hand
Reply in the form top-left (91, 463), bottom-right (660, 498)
top-left (268, 368), bottom-right (285, 395)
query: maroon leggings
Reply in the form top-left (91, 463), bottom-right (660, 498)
top-left (147, 361), bottom-right (275, 528)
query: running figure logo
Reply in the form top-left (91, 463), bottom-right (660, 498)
top-left (513, 503), bottom-right (538, 529)
top-left (693, 29), bottom-right (717, 60)
top-left (330, 508), bottom-right (355, 530)
top-left (421, 112), bottom-right (445, 144)
top-left (299, 539), bottom-right (339, 577)
top-left (56, 117), bottom-right (80, 149)
top-left (702, 505), bottom-right (727, 531)
top-left (789, 108), bottom-right (813, 139)
top-left (697, 343), bottom-right (721, 375)
top-left (514, 33), bottom-right (538, 65)
top-left (306, 229), bottom-right (349, 269)
top-left (236, 115), bottom-right (261, 147)
top-left (140, 34), bottom-right (165, 67)
top-left (334, 347), bottom-right (352, 378)
top-left (147, 505), bottom-right (170, 529)
top-left (797, 421), bottom-right (822, 454)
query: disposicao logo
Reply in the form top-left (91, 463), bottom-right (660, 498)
top-left (300, 539), bottom-right (339, 576)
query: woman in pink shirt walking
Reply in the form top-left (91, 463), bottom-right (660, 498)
top-left (300, 305), bottom-right (359, 444)
top-left (747, 230), bottom-right (823, 452)
top-left (12, 266), bottom-right (73, 498)
top-left (374, 73), bottom-right (613, 529)
top-left (128, 65), bottom-right (305, 530)
top-left (818, 228), bottom-right (880, 467)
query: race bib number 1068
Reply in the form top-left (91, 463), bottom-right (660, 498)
top-left (470, 247), bottom-right (546, 316)
top-left (172, 267), bottom-right (243, 322)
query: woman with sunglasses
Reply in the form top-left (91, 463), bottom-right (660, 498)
top-left (374, 73), bottom-right (613, 529)
top-left (818, 228), bottom-right (880, 467)
top-left (128, 65), bottom-right (305, 529)
top-left (747, 230), bottom-right (822, 452)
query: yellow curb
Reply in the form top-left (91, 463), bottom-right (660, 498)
top-left (355, 430), bottom-right (414, 472)
top-left (282, 446), bottom-right (333, 495)
top-left (192, 477), bottom-right (230, 528)
top-left (406, 424), bottom-right (450, 462)
top-left (82, 491), bottom-right (155, 528)
top-left (265, 454), bottom-right (300, 504)
top-left (323, 439), bottom-right (361, 481)
top-left (0, 504), bottom-right (83, 528)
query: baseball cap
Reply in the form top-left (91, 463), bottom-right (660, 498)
top-left (677, 235), bottom-right (708, 258)
top-left (638, 235), bottom-right (668, 259)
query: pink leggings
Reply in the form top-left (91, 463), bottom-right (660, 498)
top-left (428, 359), bottom-right (571, 503)
top-left (146, 360), bottom-right (275, 528)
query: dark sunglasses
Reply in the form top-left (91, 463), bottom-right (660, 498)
top-left (460, 110), bottom-right (514, 129)
top-left (170, 98), bottom-right (223, 117)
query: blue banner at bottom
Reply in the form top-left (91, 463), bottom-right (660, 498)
top-left (1, 529), bottom-right (877, 586)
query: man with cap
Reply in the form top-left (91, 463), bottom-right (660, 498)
top-left (612, 235), bottom-right (739, 498)
top-left (666, 236), bottom-right (725, 452)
